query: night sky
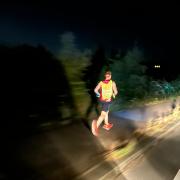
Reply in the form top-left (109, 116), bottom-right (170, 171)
top-left (0, 1), bottom-right (179, 61)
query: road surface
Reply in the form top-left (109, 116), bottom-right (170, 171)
top-left (116, 122), bottom-right (180, 180)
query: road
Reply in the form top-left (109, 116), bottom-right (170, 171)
top-left (116, 122), bottom-right (180, 180)
top-left (0, 98), bottom-right (179, 180)
top-left (0, 115), bottom-right (137, 180)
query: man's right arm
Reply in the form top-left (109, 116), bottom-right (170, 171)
top-left (94, 82), bottom-right (101, 97)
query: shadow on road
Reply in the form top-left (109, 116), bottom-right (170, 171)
top-left (0, 44), bottom-right (80, 179)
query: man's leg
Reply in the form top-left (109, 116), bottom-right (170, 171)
top-left (97, 111), bottom-right (107, 128)
top-left (92, 102), bottom-right (109, 136)
top-left (91, 110), bottom-right (106, 136)
top-left (103, 103), bottom-right (113, 130)
top-left (104, 102), bottom-right (111, 125)
top-left (104, 111), bottom-right (109, 125)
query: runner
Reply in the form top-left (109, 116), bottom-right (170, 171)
top-left (91, 71), bottom-right (118, 136)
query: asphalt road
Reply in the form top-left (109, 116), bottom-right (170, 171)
top-left (0, 98), bottom-right (179, 180)
top-left (116, 122), bottom-right (180, 180)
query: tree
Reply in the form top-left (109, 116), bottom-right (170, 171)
top-left (57, 32), bottom-right (92, 118)
top-left (170, 77), bottom-right (180, 96)
top-left (58, 31), bottom-right (91, 80)
top-left (110, 45), bottom-right (148, 100)
top-left (59, 32), bottom-right (80, 61)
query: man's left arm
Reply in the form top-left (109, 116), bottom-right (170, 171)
top-left (112, 81), bottom-right (118, 97)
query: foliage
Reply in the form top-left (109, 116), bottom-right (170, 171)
top-left (57, 32), bottom-right (92, 116)
top-left (109, 46), bottom-right (148, 100)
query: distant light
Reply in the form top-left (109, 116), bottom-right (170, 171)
top-left (154, 65), bottom-right (160, 68)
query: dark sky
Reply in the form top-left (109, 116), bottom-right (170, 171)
top-left (0, 1), bottom-right (179, 60)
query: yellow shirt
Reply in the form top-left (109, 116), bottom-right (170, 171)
top-left (100, 80), bottom-right (113, 101)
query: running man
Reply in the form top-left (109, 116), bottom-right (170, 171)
top-left (91, 71), bottom-right (118, 136)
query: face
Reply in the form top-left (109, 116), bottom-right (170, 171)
top-left (105, 73), bottom-right (111, 80)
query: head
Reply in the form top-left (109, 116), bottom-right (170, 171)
top-left (104, 71), bottom-right (112, 80)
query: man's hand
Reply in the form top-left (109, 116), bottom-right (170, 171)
top-left (95, 92), bottom-right (100, 98)
top-left (112, 93), bottom-right (116, 99)
top-left (105, 99), bottom-right (111, 102)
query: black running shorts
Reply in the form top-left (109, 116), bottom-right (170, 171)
top-left (100, 101), bottom-right (112, 112)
